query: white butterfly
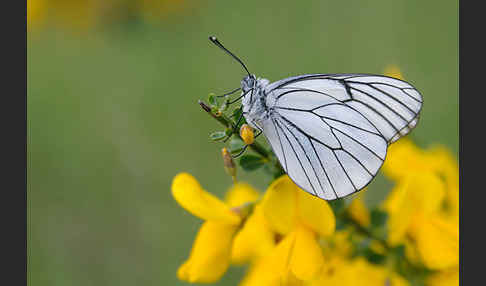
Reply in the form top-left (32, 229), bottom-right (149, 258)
top-left (210, 36), bottom-right (423, 200)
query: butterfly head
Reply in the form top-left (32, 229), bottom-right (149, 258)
top-left (241, 76), bottom-right (270, 131)
top-left (241, 74), bottom-right (257, 94)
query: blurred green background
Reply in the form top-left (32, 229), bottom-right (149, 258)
top-left (28, 0), bottom-right (458, 285)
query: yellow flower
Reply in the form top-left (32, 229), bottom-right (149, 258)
top-left (382, 138), bottom-right (429, 181)
top-left (349, 258), bottom-right (410, 286)
top-left (231, 204), bottom-right (276, 264)
top-left (177, 221), bottom-right (239, 283)
top-left (409, 213), bottom-right (459, 270)
top-left (262, 175), bottom-right (335, 237)
top-left (239, 224), bottom-right (321, 286)
top-left (382, 140), bottom-right (459, 220)
top-left (426, 267), bottom-right (459, 286)
top-left (253, 175), bottom-right (335, 282)
top-left (171, 173), bottom-right (259, 283)
top-left (307, 255), bottom-right (355, 286)
top-left (381, 140), bottom-right (459, 271)
top-left (383, 139), bottom-right (459, 178)
top-left (172, 173), bottom-right (241, 225)
top-left (347, 191), bottom-right (371, 228)
top-left (383, 172), bottom-right (446, 245)
top-left (309, 257), bottom-right (409, 286)
top-left (384, 65), bottom-right (405, 80)
top-left (28, 0), bottom-right (46, 30)
top-left (426, 145), bottom-right (459, 223)
top-left (323, 229), bottom-right (354, 258)
top-left (239, 249), bottom-right (305, 286)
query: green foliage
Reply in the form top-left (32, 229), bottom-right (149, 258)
top-left (228, 138), bottom-right (245, 154)
top-left (208, 94), bottom-right (218, 106)
top-left (370, 209), bottom-right (388, 227)
top-left (239, 155), bottom-right (265, 171)
top-left (209, 131), bottom-right (227, 141)
top-left (370, 208), bottom-right (389, 241)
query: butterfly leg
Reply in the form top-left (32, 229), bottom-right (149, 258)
top-left (254, 130), bottom-right (262, 139)
top-left (231, 144), bottom-right (249, 158)
top-left (223, 106), bottom-right (245, 143)
top-left (230, 129), bottom-right (261, 158)
top-left (227, 88), bottom-right (252, 105)
top-left (216, 87), bottom-right (241, 98)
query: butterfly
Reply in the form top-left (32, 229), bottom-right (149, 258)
top-left (209, 36), bottom-right (423, 200)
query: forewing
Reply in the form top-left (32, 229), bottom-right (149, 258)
top-left (265, 74), bottom-right (423, 143)
top-left (262, 90), bottom-right (388, 200)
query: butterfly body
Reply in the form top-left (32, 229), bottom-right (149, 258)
top-left (241, 75), bottom-right (270, 131)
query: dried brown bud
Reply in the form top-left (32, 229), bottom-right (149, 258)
top-left (222, 147), bottom-right (236, 181)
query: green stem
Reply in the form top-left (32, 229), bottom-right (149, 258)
top-left (199, 100), bottom-right (272, 160)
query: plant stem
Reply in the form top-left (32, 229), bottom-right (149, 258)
top-left (199, 100), bottom-right (272, 160)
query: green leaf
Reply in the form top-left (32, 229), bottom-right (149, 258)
top-left (208, 94), bottom-right (217, 106)
top-left (209, 131), bottom-right (227, 141)
top-left (328, 199), bottom-right (346, 215)
top-left (229, 138), bottom-right (245, 154)
top-left (210, 106), bottom-right (221, 116)
top-left (390, 244), bottom-right (406, 259)
top-left (370, 209), bottom-right (388, 228)
top-left (334, 216), bottom-right (348, 231)
top-left (363, 248), bottom-right (386, 265)
top-left (232, 108), bottom-right (243, 121)
top-left (239, 155), bottom-right (265, 171)
top-left (219, 99), bottom-right (229, 112)
top-left (369, 209), bottom-right (388, 241)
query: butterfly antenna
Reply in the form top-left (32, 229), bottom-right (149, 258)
top-left (209, 36), bottom-right (251, 77)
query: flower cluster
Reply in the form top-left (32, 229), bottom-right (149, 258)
top-left (171, 137), bottom-right (458, 285)
top-left (381, 139), bottom-right (459, 285)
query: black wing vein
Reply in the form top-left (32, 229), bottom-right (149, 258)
top-left (273, 119), bottom-right (317, 196)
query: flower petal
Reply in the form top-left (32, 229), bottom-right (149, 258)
top-left (411, 213), bottom-right (459, 270)
top-left (231, 204), bottom-right (276, 264)
top-left (350, 258), bottom-right (410, 286)
top-left (238, 259), bottom-right (280, 286)
top-left (262, 175), bottom-right (298, 235)
top-left (347, 192), bottom-right (371, 228)
top-left (384, 65), bottom-right (405, 80)
top-left (382, 139), bottom-right (426, 181)
top-left (177, 221), bottom-right (239, 283)
top-left (289, 224), bottom-right (325, 281)
top-left (382, 180), bottom-right (414, 245)
top-left (383, 172), bottom-right (446, 245)
top-left (239, 231), bottom-right (296, 286)
top-left (171, 173), bottom-right (241, 224)
top-left (426, 268), bottom-right (459, 286)
top-left (296, 188), bottom-right (335, 237)
top-left (225, 182), bottom-right (260, 208)
top-left (307, 256), bottom-right (355, 286)
top-left (239, 255), bottom-right (303, 286)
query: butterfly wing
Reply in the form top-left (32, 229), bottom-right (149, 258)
top-left (261, 74), bottom-right (423, 200)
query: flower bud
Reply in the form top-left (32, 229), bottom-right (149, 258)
top-left (384, 65), bottom-right (404, 80)
top-left (222, 147), bottom-right (237, 181)
top-left (239, 124), bottom-right (254, 145)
